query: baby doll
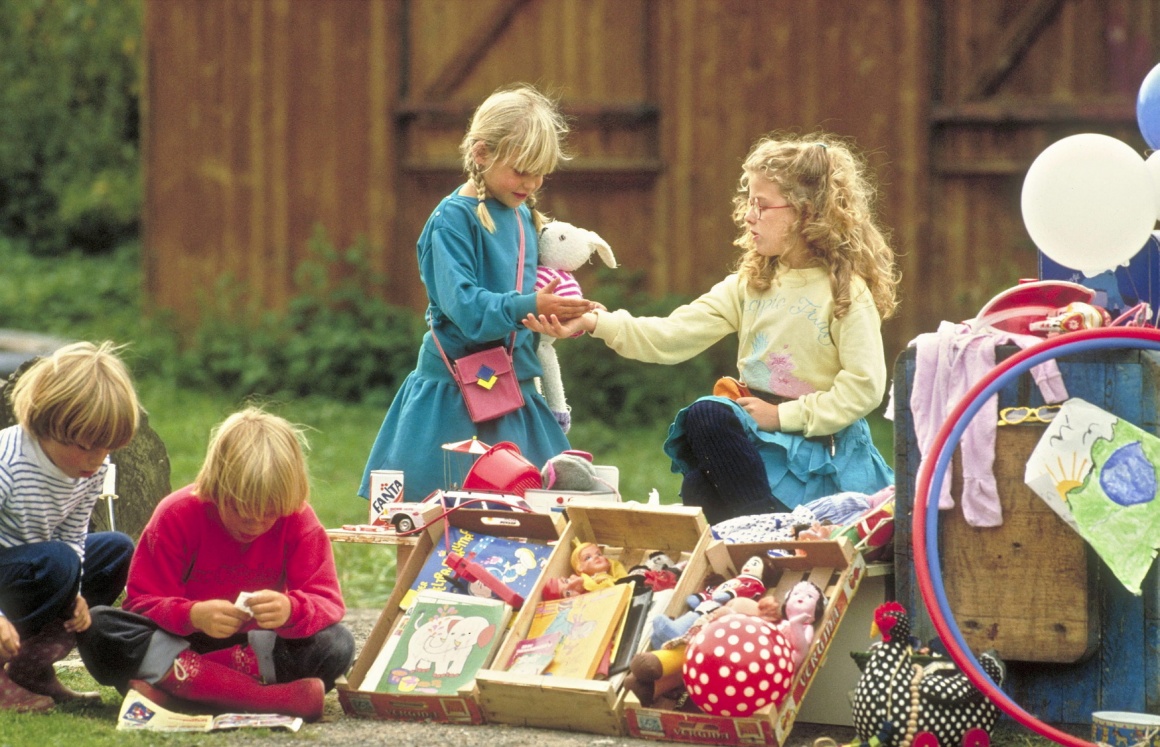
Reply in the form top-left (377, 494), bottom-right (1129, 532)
top-left (650, 556), bottom-right (766, 648)
top-left (778, 580), bottom-right (825, 667)
top-left (618, 551), bottom-right (682, 594)
top-left (541, 539), bottom-right (626, 600)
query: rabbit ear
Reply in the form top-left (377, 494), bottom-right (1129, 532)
top-left (588, 231), bottom-right (617, 269)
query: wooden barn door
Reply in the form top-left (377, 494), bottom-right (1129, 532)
top-left (926, 0), bottom-right (1157, 327)
top-left (383, 0), bottom-right (659, 309)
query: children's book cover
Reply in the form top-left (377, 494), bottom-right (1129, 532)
top-left (403, 526), bottom-right (553, 609)
top-left (118, 689), bottom-right (302, 732)
top-left (505, 631), bottom-right (563, 675)
top-left (375, 590), bottom-right (511, 695)
top-left (527, 583), bottom-right (632, 679)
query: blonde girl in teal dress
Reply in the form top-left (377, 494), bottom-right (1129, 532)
top-left (359, 84), bottom-right (593, 504)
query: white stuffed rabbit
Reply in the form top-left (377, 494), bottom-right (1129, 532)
top-left (534, 221), bottom-right (617, 432)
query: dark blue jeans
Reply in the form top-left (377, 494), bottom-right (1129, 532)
top-left (0, 532), bottom-right (134, 636)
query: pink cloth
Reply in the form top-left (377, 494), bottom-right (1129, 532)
top-left (535, 266), bottom-right (582, 298)
top-left (909, 321), bottom-right (1068, 527)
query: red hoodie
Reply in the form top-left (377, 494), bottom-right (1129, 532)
top-left (124, 485), bottom-right (345, 639)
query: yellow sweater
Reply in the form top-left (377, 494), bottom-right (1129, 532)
top-left (591, 268), bottom-right (886, 438)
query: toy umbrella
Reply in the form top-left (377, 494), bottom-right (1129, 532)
top-left (442, 437), bottom-right (492, 490)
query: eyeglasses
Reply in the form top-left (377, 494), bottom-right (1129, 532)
top-left (997, 404), bottom-right (1061, 426)
top-left (746, 197), bottom-right (793, 219)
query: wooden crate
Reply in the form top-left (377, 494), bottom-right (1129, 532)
top-left (336, 507), bottom-right (563, 723)
top-left (474, 502), bottom-right (710, 736)
top-left (893, 345), bottom-right (1160, 723)
top-left (623, 539), bottom-right (866, 746)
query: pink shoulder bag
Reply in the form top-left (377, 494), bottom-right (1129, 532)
top-left (430, 214), bottom-right (528, 423)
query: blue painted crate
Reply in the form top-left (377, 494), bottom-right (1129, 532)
top-left (893, 345), bottom-right (1160, 725)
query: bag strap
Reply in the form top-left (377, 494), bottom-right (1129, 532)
top-left (430, 211), bottom-right (527, 376)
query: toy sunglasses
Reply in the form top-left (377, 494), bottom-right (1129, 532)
top-left (997, 404), bottom-right (1061, 426)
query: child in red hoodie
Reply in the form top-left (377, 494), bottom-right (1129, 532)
top-left (78, 407), bottom-right (353, 721)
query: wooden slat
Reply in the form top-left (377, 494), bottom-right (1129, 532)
top-left (963, 0), bottom-right (1066, 100)
top-left (931, 98), bottom-right (1137, 124)
top-left (419, 0), bottom-right (531, 99)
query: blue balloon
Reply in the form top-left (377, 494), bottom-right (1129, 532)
top-left (1138, 63), bottom-right (1160, 149)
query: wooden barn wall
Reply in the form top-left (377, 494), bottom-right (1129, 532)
top-left (929, 0), bottom-right (1160, 327)
top-left (143, 0), bottom-right (400, 318)
top-left (143, 0), bottom-right (1160, 367)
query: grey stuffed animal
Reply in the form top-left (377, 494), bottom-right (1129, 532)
top-left (540, 451), bottom-right (618, 496)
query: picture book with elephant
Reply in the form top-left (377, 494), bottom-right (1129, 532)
top-left (371, 590), bottom-right (511, 695)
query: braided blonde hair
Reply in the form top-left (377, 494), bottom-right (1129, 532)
top-left (732, 132), bottom-right (900, 320)
top-left (459, 84), bottom-right (570, 233)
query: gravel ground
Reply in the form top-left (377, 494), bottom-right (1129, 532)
top-left (288, 608), bottom-right (859, 747)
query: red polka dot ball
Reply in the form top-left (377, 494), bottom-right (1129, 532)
top-left (682, 614), bottom-right (795, 717)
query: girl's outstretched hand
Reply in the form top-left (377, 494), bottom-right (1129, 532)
top-left (524, 312), bottom-right (595, 338)
top-left (536, 277), bottom-right (594, 320)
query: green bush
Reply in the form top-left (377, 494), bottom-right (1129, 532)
top-left (0, 0), bottom-right (142, 255)
top-left (178, 227), bottom-right (424, 409)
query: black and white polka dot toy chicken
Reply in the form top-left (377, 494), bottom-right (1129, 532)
top-left (852, 602), bottom-right (1005, 747)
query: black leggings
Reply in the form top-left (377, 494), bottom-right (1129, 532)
top-left (678, 400), bottom-right (787, 524)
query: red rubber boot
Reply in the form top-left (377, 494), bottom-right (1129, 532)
top-left (153, 650), bottom-right (323, 722)
top-left (200, 645), bottom-right (261, 680)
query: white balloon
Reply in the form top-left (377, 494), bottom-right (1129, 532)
top-left (1146, 151), bottom-right (1160, 221)
top-left (1021, 133), bottom-right (1156, 274)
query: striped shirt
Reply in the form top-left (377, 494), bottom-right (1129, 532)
top-left (0, 424), bottom-right (105, 563)
top-left (535, 267), bottom-right (582, 299)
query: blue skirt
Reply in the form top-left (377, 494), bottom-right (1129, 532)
top-left (358, 352), bottom-right (570, 503)
top-left (662, 396), bottom-right (893, 510)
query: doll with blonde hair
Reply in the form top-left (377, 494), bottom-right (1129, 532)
top-left (0, 341), bottom-right (139, 711)
top-left (359, 83), bottom-right (594, 504)
top-left (542, 539), bottom-right (628, 599)
top-left (526, 131), bottom-right (898, 523)
top-left (79, 407), bottom-right (353, 721)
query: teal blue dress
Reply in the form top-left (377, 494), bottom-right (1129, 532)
top-left (358, 192), bottom-right (570, 503)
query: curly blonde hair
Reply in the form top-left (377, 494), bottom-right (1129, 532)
top-left (732, 132), bottom-right (899, 320)
top-left (459, 83), bottom-right (570, 234)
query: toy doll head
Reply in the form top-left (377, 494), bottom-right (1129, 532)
top-left (739, 555), bottom-right (765, 580)
top-left (781, 580), bottom-right (825, 623)
top-left (196, 406), bottom-right (310, 543)
top-left (571, 541), bottom-right (611, 576)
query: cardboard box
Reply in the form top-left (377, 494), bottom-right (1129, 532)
top-left (523, 465), bottom-right (621, 513)
top-left (795, 561), bottom-right (892, 727)
top-left (474, 502), bottom-right (711, 736)
top-left (336, 507), bottom-right (564, 724)
top-left (622, 539), bottom-right (866, 746)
